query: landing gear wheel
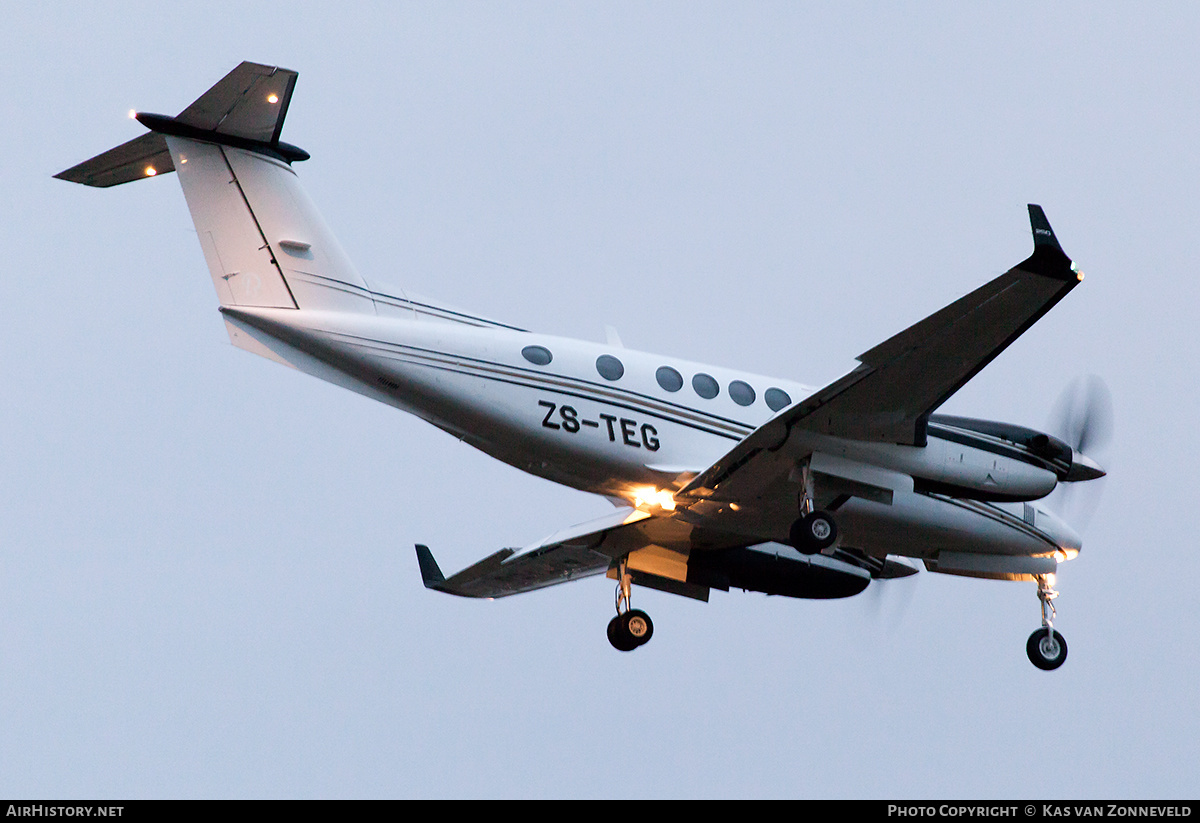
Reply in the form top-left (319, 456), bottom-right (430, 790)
top-left (607, 615), bottom-right (639, 652)
top-left (624, 609), bottom-right (653, 646)
top-left (790, 510), bottom-right (838, 554)
top-left (1026, 627), bottom-right (1068, 670)
top-left (607, 611), bottom-right (652, 652)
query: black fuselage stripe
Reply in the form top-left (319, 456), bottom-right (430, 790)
top-left (326, 330), bottom-right (760, 434)
top-left (319, 330), bottom-right (1058, 462)
top-left (365, 351), bottom-right (748, 441)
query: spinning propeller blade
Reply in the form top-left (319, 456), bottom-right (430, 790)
top-left (1048, 375), bottom-right (1113, 531)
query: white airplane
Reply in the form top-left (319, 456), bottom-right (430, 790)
top-left (58, 62), bottom-right (1108, 669)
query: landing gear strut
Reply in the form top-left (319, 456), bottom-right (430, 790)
top-left (789, 460), bottom-right (838, 554)
top-left (1026, 574), bottom-right (1068, 670)
top-left (607, 557), bottom-right (653, 652)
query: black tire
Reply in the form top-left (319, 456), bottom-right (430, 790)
top-left (607, 615), bottom-right (639, 652)
top-left (624, 609), bottom-right (654, 646)
top-left (1026, 627), bottom-right (1068, 670)
top-left (789, 510), bottom-right (838, 554)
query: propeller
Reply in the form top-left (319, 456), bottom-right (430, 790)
top-left (1048, 375), bottom-right (1113, 531)
top-left (864, 571), bottom-right (919, 629)
top-left (1052, 374), bottom-right (1114, 463)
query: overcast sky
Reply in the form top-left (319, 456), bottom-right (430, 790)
top-left (2, 2), bottom-right (1197, 798)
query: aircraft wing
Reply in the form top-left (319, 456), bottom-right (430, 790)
top-left (681, 205), bottom-right (1081, 501)
top-left (415, 506), bottom-right (747, 600)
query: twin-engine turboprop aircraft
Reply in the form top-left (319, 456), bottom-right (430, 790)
top-left (58, 62), bottom-right (1107, 669)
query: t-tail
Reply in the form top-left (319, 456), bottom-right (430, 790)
top-left (56, 62), bottom-right (392, 362)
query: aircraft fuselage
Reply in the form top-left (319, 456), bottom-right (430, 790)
top-left (221, 304), bottom-right (1080, 565)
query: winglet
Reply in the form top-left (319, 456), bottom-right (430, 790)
top-left (1020, 204), bottom-right (1077, 281)
top-left (415, 544), bottom-right (446, 589)
top-left (414, 546), bottom-right (521, 598)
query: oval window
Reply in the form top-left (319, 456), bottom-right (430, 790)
top-left (729, 380), bottom-right (756, 406)
top-left (656, 366), bottom-right (683, 392)
top-left (521, 345), bottom-right (553, 366)
top-left (596, 354), bottom-right (625, 381)
top-left (765, 387), bottom-right (792, 411)
top-left (692, 373), bottom-right (719, 399)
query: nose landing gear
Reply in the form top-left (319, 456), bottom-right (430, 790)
top-left (1027, 574), bottom-right (1068, 670)
top-left (607, 558), bottom-right (654, 652)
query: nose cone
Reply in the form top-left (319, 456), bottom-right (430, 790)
top-left (1065, 451), bottom-right (1106, 482)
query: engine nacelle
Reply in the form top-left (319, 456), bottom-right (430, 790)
top-left (927, 440), bottom-right (1059, 500)
top-left (920, 416), bottom-right (1067, 501)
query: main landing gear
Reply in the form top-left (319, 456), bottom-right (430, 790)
top-left (607, 558), bottom-right (653, 652)
top-left (790, 510), bottom-right (838, 554)
top-left (1027, 574), bottom-right (1068, 670)
top-left (789, 460), bottom-right (838, 554)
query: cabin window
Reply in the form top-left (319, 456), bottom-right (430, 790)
top-left (596, 354), bottom-right (625, 381)
top-left (765, 387), bottom-right (792, 412)
top-left (656, 366), bottom-right (683, 392)
top-left (521, 345), bottom-right (553, 366)
top-left (692, 373), bottom-right (719, 399)
top-left (729, 380), bottom-right (756, 407)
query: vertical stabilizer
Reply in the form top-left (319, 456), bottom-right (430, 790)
top-left (166, 136), bottom-right (376, 313)
top-left (167, 137), bottom-right (296, 309)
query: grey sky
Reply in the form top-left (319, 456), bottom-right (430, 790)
top-left (1, 2), bottom-right (1197, 798)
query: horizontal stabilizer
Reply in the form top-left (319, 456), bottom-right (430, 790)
top-left (176, 61), bottom-right (297, 144)
top-left (56, 61), bottom-right (306, 189)
top-left (54, 132), bottom-right (174, 188)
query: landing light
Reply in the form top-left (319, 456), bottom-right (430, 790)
top-left (633, 487), bottom-right (676, 512)
top-left (144, 166), bottom-right (157, 177)
top-left (267, 93), bottom-right (279, 104)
